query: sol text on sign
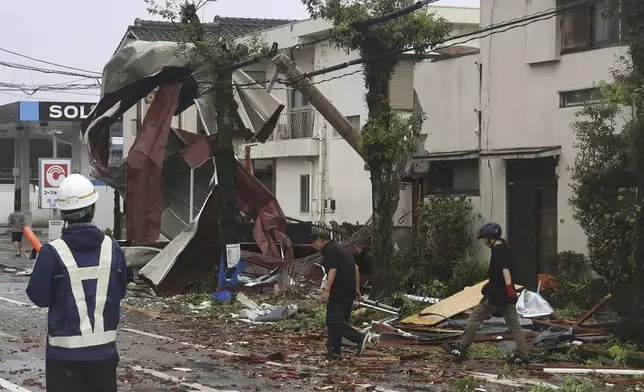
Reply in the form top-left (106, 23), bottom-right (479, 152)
top-left (39, 102), bottom-right (96, 121)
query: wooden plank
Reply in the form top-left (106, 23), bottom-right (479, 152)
top-left (401, 280), bottom-right (489, 326)
top-left (401, 280), bottom-right (524, 326)
top-left (573, 293), bottom-right (612, 327)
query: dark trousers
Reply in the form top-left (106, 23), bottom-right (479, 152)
top-left (46, 355), bottom-right (119, 392)
top-left (326, 297), bottom-right (364, 355)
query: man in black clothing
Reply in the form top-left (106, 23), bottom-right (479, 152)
top-left (312, 228), bottom-right (369, 360)
top-left (443, 222), bottom-right (529, 364)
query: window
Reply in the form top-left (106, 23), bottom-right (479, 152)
top-left (559, 88), bottom-right (602, 108)
top-left (300, 174), bottom-right (310, 214)
top-left (559, 0), bottom-right (619, 53)
top-left (252, 159), bottom-right (275, 194)
top-left (423, 159), bottom-right (479, 196)
top-left (390, 60), bottom-right (415, 111)
top-left (290, 89), bottom-right (310, 108)
top-left (333, 115), bottom-right (360, 137)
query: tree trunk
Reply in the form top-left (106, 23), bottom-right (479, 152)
top-left (369, 159), bottom-right (402, 297)
top-left (363, 55), bottom-right (402, 298)
top-left (214, 71), bottom-right (240, 249)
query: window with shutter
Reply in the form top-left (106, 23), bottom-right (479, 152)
top-left (389, 60), bottom-right (415, 111)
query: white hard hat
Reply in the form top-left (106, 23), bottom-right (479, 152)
top-left (56, 173), bottom-right (99, 211)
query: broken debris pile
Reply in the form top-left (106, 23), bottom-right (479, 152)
top-left (235, 293), bottom-right (298, 323)
top-left (365, 280), bottom-right (613, 351)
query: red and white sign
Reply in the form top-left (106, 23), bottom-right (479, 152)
top-left (38, 158), bottom-right (71, 209)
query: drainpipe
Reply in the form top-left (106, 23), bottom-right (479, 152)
top-left (476, 61), bottom-right (483, 151)
top-left (308, 159), bottom-right (314, 221)
top-left (317, 125), bottom-right (326, 223)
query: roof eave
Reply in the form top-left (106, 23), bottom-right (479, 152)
top-left (113, 28), bottom-right (139, 56)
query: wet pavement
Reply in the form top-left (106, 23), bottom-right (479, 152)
top-left (0, 239), bottom-right (301, 392)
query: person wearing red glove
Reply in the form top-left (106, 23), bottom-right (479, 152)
top-left (443, 222), bottom-right (529, 365)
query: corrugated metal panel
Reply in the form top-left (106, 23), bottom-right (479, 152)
top-left (390, 60), bottom-right (415, 111)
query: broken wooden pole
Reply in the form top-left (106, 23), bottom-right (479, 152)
top-left (271, 53), bottom-right (364, 160)
top-left (573, 293), bottom-right (612, 327)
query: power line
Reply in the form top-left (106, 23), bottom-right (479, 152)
top-left (0, 47), bottom-right (102, 75)
top-left (0, 89), bottom-right (100, 97)
top-left (0, 82), bottom-right (100, 96)
top-left (218, 0), bottom-right (596, 92)
top-left (0, 60), bottom-right (99, 79)
top-left (295, 0), bottom-right (598, 81)
top-left (352, 0), bottom-right (440, 28)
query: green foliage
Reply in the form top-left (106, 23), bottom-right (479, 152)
top-left (608, 342), bottom-right (638, 364)
top-left (302, 0), bottom-right (451, 56)
top-left (546, 347), bottom-right (580, 363)
top-left (361, 110), bottom-right (416, 164)
top-left (569, 95), bottom-right (637, 288)
top-left (545, 251), bottom-right (592, 307)
top-left (449, 377), bottom-right (478, 392)
top-left (448, 252), bottom-right (488, 294)
top-left (415, 197), bottom-right (482, 283)
top-left (555, 303), bottom-right (585, 319)
top-left (530, 377), bottom-right (594, 392)
top-left (390, 197), bottom-right (486, 297)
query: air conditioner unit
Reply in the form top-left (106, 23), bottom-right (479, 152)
top-left (324, 198), bottom-right (336, 212)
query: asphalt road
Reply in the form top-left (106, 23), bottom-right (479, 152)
top-left (0, 239), bottom-right (297, 392)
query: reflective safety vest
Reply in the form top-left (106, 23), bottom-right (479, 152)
top-left (48, 236), bottom-right (117, 349)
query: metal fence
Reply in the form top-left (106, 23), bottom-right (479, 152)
top-left (269, 107), bottom-right (316, 141)
top-left (311, 220), bottom-right (362, 244)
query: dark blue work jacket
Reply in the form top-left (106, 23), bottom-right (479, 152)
top-left (26, 223), bottom-right (127, 361)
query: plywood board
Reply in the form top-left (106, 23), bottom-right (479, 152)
top-left (401, 280), bottom-right (523, 326)
top-left (402, 280), bottom-right (489, 325)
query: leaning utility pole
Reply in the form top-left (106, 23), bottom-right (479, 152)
top-left (272, 53), bottom-right (364, 160)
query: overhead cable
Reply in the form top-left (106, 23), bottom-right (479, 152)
top-left (0, 60), bottom-right (99, 79)
top-left (0, 47), bottom-right (102, 75)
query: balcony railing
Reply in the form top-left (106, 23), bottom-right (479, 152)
top-left (269, 107), bottom-right (316, 141)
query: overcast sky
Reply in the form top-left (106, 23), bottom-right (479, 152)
top-left (0, 0), bottom-right (479, 105)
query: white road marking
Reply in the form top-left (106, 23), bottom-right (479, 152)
top-left (0, 331), bottom-right (18, 339)
top-left (0, 377), bottom-right (33, 392)
top-left (130, 365), bottom-right (238, 392)
top-left (122, 327), bottom-right (207, 349)
top-left (121, 328), bottom-right (173, 341)
top-left (0, 296), bottom-right (29, 306)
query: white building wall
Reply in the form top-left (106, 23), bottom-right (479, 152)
top-left (274, 157), bottom-right (318, 221)
top-left (477, 0), bottom-right (627, 254)
top-left (316, 43), bottom-right (372, 225)
top-left (416, 54), bottom-right (480, 154)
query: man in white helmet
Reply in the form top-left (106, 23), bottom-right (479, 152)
top-left (26, 173), bottom-right (127, 392)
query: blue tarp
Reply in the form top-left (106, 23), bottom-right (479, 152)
top-left (217, 251), bottom-right (246, 288)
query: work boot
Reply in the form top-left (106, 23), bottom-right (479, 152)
top-left (326, 351), bottom-right (342, 361)
top-left (443, 343), bottom-right (467, 361)
top-left (357, 333), bottom-right (370, 357)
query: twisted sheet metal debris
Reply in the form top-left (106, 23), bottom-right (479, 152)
top-left (80, 40), bottom-right (292, 295)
